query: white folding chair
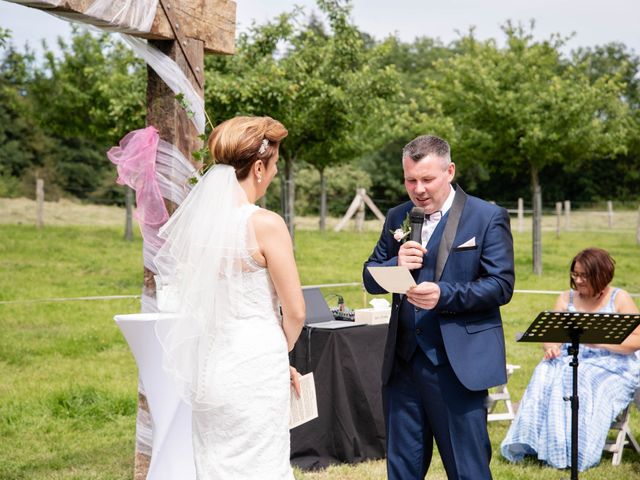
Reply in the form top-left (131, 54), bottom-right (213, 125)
top-left (603, 387), bottom-right (640, 465)
top-left (487, 364), bottom-right (520, 422)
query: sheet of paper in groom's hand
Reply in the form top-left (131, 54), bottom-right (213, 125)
top-left (367, 266), bottom-right (417, 294)
top-left (289, 372), bottom-right (318, 429)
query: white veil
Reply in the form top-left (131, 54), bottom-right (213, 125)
top-left (153, 164), bottom-right (259, 410)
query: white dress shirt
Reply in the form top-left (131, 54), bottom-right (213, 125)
top-left (421, 185), bottom-right (456, 247)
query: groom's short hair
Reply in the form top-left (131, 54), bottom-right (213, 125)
top-left (402, 135), bottom-right (451, 168)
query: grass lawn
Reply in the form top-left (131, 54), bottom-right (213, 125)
top-left (1, 220), bottom-right (639, 479)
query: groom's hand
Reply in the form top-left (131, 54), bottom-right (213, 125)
top-left (407, 282), bottom-right (441, 310)
top-left (398, 241), bottom-right (427, 270)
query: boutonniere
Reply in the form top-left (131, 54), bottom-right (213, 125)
top-left (389, 212), bottom-right (412, 243)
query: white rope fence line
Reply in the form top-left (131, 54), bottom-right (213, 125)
top-left (1, 287), bottom-right (639, 305)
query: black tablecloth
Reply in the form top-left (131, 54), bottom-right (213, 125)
top-left (289, 324), bottom-right (388, 470)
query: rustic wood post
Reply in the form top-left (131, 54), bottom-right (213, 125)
top-left (124, 185), bottom-right (134, 241)
top-left (136, 35), bottom-right (205, 480)
top-left (532, 186), bottom-right (542, 275)
top-left (555, 201), bottom-right (562, 239)
top-left (517, 197), bottom-right (524, 233)
top-left (607, 200), bottom-right (613, 229)
top-left (564, 200), bottom-right (571, 230)
top-left (319, 168), bottom-right (327, 232)
top-left (36, 178), bottom-right (44, 229)
top-left (636, 205), bottom-right (640, 246)
top-left (355, 187), bottom-right (366, 232)
top-left (283, 157), bottom-right (296, 241)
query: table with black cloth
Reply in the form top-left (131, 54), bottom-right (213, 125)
top-left (289, 324), bottom-right (388, 470)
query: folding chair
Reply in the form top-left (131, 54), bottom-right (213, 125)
top-left (487, 364), bottom-right (520, 422)
top-left (603, 387), bottom-right (640, 465)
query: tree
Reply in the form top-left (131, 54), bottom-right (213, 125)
top-left (280, 0), bottom-right (400, 230)
top-left (0, 31), bottom-right (56, 198)
top-left (568, 43), bottom-right (640, 202)
top-left (205, 0), bottom-right (400, 236)
top-left (19, 27), bottom-right (146, 200)
top-left (425, 23), bottom-right (632, 273)
top-left (357, 35), bottom-right (456, 210)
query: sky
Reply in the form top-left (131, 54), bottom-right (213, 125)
top-left (0, 0), bottom-right (638, 57)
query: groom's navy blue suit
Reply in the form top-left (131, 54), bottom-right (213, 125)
top-left (363, 185), bottom-right (514, 479)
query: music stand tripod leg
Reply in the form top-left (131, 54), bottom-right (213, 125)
top-left (566, 331), bottom-right (580, 480)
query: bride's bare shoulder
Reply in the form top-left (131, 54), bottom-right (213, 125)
top-left (250, 208), bottom-right (288, 234)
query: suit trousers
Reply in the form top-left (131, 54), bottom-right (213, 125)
top-left (383, 350), bottom-right (492, 480)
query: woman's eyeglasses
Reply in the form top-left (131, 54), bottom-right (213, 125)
top-left (570, 271), bottom-right (589, 281)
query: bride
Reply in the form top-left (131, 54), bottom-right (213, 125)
top-left (154, 116), bottom-right (305, 479)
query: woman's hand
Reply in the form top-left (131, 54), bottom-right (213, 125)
top-left (543, 342), bottom-right (562, 360)
top-left (290, 366), bottom-right (301, 398)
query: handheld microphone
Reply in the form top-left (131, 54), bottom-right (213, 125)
top-left (409, 207), bottom-right (424, 244)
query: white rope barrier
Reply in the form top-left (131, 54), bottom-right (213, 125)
top-left (2, 288), bottom-right (639, 305)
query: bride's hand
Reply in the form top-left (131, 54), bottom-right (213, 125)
top-left (290, 366), bottom-right (301, 398)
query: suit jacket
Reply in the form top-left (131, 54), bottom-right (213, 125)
top-left (362, 185), bottom-right (515, 391)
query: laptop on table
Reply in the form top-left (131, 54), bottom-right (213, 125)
top-left (303, 288), bottom-right (365, 330)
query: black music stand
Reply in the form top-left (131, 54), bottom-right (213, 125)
top-left (518, 310), bottom-right (640, 480)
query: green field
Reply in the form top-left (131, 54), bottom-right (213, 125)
top-left (1, 223), bottom-right (639, 479)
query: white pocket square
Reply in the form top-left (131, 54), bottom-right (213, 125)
top-left (456, 237), bottom-right (476, 248)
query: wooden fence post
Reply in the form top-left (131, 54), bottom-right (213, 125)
top-left (124, 185), bottom-right (134, 241)
top-left (636, 205), bottom-right (640, 246)
top-left (533, 187), bottom-right (542, 275)
top-left (355, 188), bottom-right (366, 232)
top-left (517, 197), bottom-right (524, 233)
top-left (564, 200), bottom-right (571, 230)
top-left (607, 200), bottom-right (613, 229)
top-left (36, 178), bottom-right (44, 229)
top-left (555, 202), bottom-right (562, 238)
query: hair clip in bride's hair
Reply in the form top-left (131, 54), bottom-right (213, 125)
top-left (258, 138), bottom-right (269, 155)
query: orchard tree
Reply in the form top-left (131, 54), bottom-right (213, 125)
top-left (281, 0), bottom-right (399, 230)
top-left (205, 0), bottom-right (400, 235)
top-left (28, 27), bottom-right (146, 200)
top-left (426, 23), bottom-right (632, 273)
top-left (0, 29), bottom-right (55, 197)
top-left (570, 43), bottom-right (640, 201)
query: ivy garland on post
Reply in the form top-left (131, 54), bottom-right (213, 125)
top-left (174, 92), bottom-right (214, 183)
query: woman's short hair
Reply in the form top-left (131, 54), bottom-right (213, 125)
top-left (207, 116), bottom-right (288, 180)
top-left (570, 247), bottom-right (615, 295)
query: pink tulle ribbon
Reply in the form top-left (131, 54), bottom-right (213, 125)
top-left (108, 126), bottom-right (169, 247)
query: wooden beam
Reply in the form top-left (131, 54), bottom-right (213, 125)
top-left (25, 0), bottom-right (236, 54)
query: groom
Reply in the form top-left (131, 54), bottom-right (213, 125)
top-left (363, 135), bottom-right (515, 479)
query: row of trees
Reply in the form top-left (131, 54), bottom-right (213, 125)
top-left (1, 1), bottom-right (639, 231)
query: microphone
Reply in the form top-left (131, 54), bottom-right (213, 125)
top-left (409, 207), bottom-right (424, 244)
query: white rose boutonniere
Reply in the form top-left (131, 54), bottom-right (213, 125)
top-left (389, 212), bottom-right (412, 243)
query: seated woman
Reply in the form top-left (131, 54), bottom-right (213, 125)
top-left (501, 247), bottom-right (640, 471)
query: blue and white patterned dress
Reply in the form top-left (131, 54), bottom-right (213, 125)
top-left (501, 288), bottom-right (640, 471)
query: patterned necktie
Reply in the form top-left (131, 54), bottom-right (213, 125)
top-left (425, 210), bottom-right (442, 222)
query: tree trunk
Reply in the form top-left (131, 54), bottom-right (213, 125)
top-left (283, 156), bottom-right (296, 242)
top-left (531, 166), bottom-right (542, 275)
top-left (36, 178), bottom-right (44, 229)
top-left (319, 168), bottom-right (327, 232)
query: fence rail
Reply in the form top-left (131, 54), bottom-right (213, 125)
top-left (506, 198), bottom-right (640, 235)
top-left (3, 287), bottom-right (640, 306)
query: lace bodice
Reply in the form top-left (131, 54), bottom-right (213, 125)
top-left (215, 204), bottom-right (280, 328)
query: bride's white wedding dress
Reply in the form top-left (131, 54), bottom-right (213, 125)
top-left (155, 165), bottom-right (294, 479)
top-left (191, 204), bottom-right (294, 479)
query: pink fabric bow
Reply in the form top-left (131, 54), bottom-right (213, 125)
top-left (108, 126), bottom-right (169, 246)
